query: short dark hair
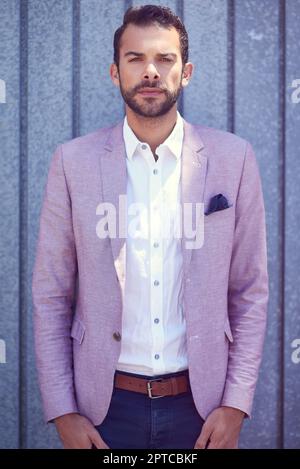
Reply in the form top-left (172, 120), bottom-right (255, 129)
top-left (113, 4), bottom-right (189, 69)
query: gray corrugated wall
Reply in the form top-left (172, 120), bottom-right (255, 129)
top-left (0, 0), bottom-right (299, 449)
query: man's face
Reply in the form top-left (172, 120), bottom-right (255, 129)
top-left (110, 23), bottom-right (193, 118)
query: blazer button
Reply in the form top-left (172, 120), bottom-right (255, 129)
top-left (113, 331), bottom-right (121, 341)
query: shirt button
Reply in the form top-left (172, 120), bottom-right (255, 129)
top-left (154, 318), bottom-right (159, 324)
top-left (141, 144), bottom-right (147, 150)
top-left (154, 280), bottom-right (160, 286)
top-left (154, 354), bottom-right (160, 360)
top-left (153, 169), bottom-right (158, 175)
top-left (153, 242), bottom-right (159, 248)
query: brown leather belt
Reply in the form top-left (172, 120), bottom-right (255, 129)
top-left (114, 371), bottom-right (190, 399)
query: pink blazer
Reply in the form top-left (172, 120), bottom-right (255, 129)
top-left (32, 118), bottom-right (269, 425)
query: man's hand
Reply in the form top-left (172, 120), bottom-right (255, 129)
top-left (194, 406), bottom-right (245, 449)
top-left (54, 413), bottom-right (110, 449)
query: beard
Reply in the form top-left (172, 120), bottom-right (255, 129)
top-left (118, 75), bottom-right (183, 118)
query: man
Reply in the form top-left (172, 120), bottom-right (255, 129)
top-left (32, 5), bottom-right (269, 449)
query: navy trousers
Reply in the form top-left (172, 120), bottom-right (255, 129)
top-left (94, 369), bottom-right (205, 449)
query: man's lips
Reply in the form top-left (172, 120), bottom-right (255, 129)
top-left (138, 88), bottom-right (164, 96)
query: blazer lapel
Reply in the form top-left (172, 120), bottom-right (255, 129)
top-left (100, 121), bottom-right (127, 291)
top-left (181, 119), bottom-right (208, 275)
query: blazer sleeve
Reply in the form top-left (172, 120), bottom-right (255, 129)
top-left (221, 142), bottom-right (269, 418)
top-left (32, 144), bottom-right (79, 423)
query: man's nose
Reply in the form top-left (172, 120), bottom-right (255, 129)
top-left (142, 63), bottom-right (160, 81)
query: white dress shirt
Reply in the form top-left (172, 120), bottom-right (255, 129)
top-left (116, 110), bottom-right (188, 376)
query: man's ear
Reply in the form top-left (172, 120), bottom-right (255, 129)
top-left (110, 63), bottom-right (120, 87)
top-left (181, 62), bottom-right (194, 88)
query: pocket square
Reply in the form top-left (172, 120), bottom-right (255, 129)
top-left (205, 193), bottom-right (232, 216)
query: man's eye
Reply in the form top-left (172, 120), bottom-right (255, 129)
top-left (129, 57), bottom-right (173, 62)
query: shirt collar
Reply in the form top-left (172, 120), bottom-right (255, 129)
top-left (123, 110), bottom-right (184, 161)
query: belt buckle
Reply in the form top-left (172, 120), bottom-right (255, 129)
top-left (147, 378), bottom-right (164, 399)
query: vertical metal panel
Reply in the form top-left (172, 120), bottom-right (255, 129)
top-left (183, 0), bottom-right (229, 129)
top-left (0, 0), bottom-right (20, 450)
top-left (27, 0), bottom-right (73, 449)
top-left (79, 0), bottom-right (126, 135)
top-left (284, 0), bottom-right (300, 449)
top-left (234, 0), bottom-right (281, 448)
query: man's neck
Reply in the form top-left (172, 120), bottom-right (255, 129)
top-left (125, 106), bottom-right (178, 155)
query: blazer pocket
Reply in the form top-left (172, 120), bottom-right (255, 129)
top-left (224, 317), bottom-right (234, 343)
top-left (70, 318), bottom-right (86, 344)
top-left (205, 205), bottom-right (234, 217)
